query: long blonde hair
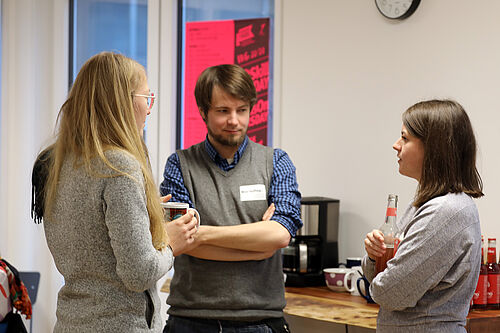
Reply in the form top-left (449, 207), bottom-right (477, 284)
top-left (44, 52), bottom-right (166, 249)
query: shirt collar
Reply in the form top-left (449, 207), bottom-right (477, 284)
top-left (204, 135), bottom-right (249, 170)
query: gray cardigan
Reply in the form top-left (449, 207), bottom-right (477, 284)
top-left (44, 150), bottom-right (173, 332)
top-left (362, 192), bottom-right (481, 332)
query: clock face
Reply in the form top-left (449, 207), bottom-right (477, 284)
top-left (375, 0), bottom-right (420, 20)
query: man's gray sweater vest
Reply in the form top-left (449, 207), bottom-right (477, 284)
top-left (167, 140), bottom-right (286, 320)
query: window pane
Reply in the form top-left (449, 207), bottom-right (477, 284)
top-left (70, 0), bottom-right (148, 83)
top-left (178, 0), bottom-right (274, 149)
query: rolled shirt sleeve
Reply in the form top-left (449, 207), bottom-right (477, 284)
top-left (160, 153), bottom-right (193, 206)
top-left (269, 149), bottom-right (302, 237)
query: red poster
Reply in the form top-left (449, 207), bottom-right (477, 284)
top-left (183, 18), bottom-right (270, 149)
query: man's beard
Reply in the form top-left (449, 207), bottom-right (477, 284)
top-left (206, 125), bottom-right (247, 147)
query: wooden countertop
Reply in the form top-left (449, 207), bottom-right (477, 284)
top-left (285, 286), bottom-right (500, 332)
top-left (161, 278), bottom-right (377, 328)
top-left (162, 279), bottom-right (500, 331)
top-left (285, 286), bottom-right (378, 329)
top-left (466, 307), bottom-right (500, 332)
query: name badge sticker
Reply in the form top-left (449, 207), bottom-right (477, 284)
top-left (240, 184), bottom-right (267, 202)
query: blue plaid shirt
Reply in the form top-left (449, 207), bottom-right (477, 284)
top-left (159, 136), bottom-right (302, 236)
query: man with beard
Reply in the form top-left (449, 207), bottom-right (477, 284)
top-left (160, 64), bottom-right (302, 333)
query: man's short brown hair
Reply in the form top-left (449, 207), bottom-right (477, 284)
top-left (194, 64), bottom-right (257, 116)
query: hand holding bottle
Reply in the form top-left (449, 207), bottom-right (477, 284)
top-left (364, 229), bottom-right (386, 260)
top-left (364, 194), bottom-right (400, 276)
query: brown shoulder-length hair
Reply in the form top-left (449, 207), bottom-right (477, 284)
top-left (194, 64), bottom-right (257, 116)
top-left (403, 99), bottom-right (484, 207)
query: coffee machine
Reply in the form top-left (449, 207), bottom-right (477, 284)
top-left (282, 197), bottom-right (339, 286)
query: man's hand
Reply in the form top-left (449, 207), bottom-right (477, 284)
top-left (364, 229), bottom-right (386, 261)
top-left (161, 194), bottom-right (172, 203)
top-left (262, 203), bottom-right (275, 221)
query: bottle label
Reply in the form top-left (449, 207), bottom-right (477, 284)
top-left (386, 207), bottom-right (397, 217)
top-left (487, 248), bottom-right (497, 263)
top-left (394, 238), bottom-right (401, 255)
top-left (474, 274), bottom-right (488, 305)
top-left (487, 273), bottom-right (500, 304)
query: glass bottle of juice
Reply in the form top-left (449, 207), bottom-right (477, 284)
top-left (473, 235), bottom-right (488, 310)
top-left (375, 194), bottom-right (399, 276)
top-left (487, 238), bottom-right (500, 309)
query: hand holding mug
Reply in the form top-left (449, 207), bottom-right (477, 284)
top-left (161, 202), bottom-right (201, 228)
top-left (364, 229), bottom-right (386, 260)
top-left (160, 199), bottom-right (201, 256)
top-left (164, 210), bottom-right (198, 256)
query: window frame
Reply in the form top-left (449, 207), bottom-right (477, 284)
top-left (174, 0), bottom-right (281, 150)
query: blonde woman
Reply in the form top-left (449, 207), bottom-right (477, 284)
top-left (31, 52), bottom-right (198, 332)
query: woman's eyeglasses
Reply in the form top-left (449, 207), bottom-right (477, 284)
top-left (133, 92), bottom-right (156, 109)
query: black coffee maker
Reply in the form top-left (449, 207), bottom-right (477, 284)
top-left (282, 197), bottom-right (339, 286)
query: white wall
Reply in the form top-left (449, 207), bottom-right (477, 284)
top-left (1, 0), bottom-right (68, 331)
top-left (280, 0), bottom-right (500, 261)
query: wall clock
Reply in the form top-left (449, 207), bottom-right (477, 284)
top-left (375, 0), bottom-right (421, 20)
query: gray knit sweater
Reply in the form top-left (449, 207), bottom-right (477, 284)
top-left (44, 150), bottom-right (173, 332)
top-left (362, 192), bottom-right (481, 332)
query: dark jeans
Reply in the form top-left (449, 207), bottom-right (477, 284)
top-left (163, 315), bottom-right (289, 333)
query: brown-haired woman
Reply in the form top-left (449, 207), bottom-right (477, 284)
top-left (363, 99), bottom-right (483, 332)
top-left (31, 52), bottom-right (198, 332)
